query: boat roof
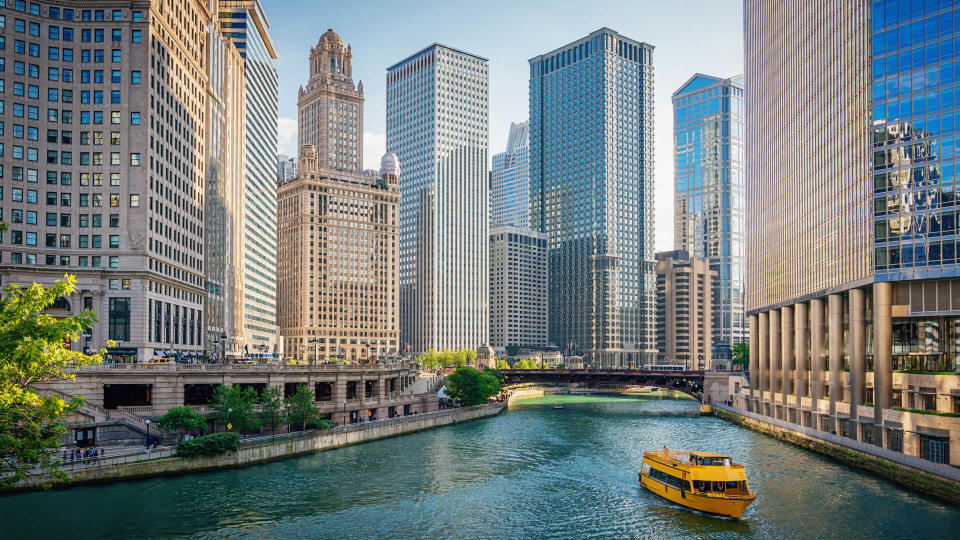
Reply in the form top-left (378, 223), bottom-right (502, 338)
top-left (690, 452), bottom-right (729, 458)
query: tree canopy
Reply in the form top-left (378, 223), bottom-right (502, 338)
top-left (0, 275), bottom-right (102, 488)
top-left (259, 386), bottom-right (285, 434)
top-left (416, 348), bottom-right (476, 370)
top-left (732, 343), bottom-right (749, 366)
top-left (156, 406), bottom-right (206, 436)
top-left (285, 384), bottom-right (320, 431)
top-left (445, 367), bottom-right (501, 406)
top-left (211, 385), bottom-right (260, 433)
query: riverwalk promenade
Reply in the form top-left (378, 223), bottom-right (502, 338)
top-left (9, 401), bottom-right (505, 492)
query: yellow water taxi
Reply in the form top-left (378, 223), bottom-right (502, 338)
top-left (638, 450), bottom-right (755, 518)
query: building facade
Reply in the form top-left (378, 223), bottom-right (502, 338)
top-left (297, 29), bottom-right (362, 174)
top-left (204, 6), bottom-right (246, 362)
top-left (655, 250), bottom-right (714, 370)
top-left (386, 44), bottom-right (489, 353)
top-left (277, 153), bottom-right (296, 183)
top-left (277, 148), bottom-right (399, 363)
top-left (490, 121), bottom-right (529, 228)
top-left (218, 0), bottom-right (279, 359)
top-left (672, 74), bottom-right (745, 354)
top-left (529, 28), bottom-right (656, 368)
top-left (489, 225), bottom-right (548, 352)
top-left (745, 0), bottom-right (960, 466)
top-left (0, 0), bottom-right (226, 362)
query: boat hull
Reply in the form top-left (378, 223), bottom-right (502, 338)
top-left (639, 472), bottom-right (754, 518)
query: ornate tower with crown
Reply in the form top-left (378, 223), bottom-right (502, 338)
top-left (297, 29), bottom-right (364, 173)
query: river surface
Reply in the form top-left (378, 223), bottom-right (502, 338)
top-left (2, 394), bottom-right (959, 539)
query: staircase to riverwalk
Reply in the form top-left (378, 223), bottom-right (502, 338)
top-left (35, 387), bottom-right (152, 435)
top-left (410, 372), bottom-right (445, 396)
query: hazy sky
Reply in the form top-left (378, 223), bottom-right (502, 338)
top-left (266, 0), bottom-right (743, 251)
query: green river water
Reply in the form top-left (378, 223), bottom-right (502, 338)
top-left (1, 394), bottom-right (958, 539)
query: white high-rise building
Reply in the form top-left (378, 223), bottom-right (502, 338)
top-left (386, 44), bottom-right (489, 353)
top-left (277, 154), bottom-right (297, 184)
top-left (489, 226), bottom-right (548, 351)
top-left (490, 122), bottom-right (530, 228)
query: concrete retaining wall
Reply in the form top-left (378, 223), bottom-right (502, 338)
top-left (14, 403), bottom-right (504, 492)
top-left (714, 404), bottom-right (960, 506)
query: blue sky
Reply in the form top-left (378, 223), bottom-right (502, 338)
top-left (264, 0), bottom-right (743, 250)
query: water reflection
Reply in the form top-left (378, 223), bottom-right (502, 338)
top-left (1, 395), bottom-right (957, 539)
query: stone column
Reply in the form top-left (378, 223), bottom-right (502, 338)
top-left (781, 305), bottom-right (793, 409)
top-left (850, 288), bottom-right (866, 421)
top-left (749, 314), bottom-right (759, 403)
top-left (758, 311), bottom-right (769, 403)
top-left (794, 301), bottom-right (809, 404)
top-left (810, 298), bottom-right (825, 410)
top-left (769, 309), bottom-right (781, 404)
top-left (828, 293), bottom-right (843, 425)
top-left (873, 282), bottom-right (893, 426)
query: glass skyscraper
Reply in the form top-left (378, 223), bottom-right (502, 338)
top-left (529, 28), bottom-right (656, 368)
top-left (219, 1), bottom-right (279, 358)
top-left (672, 74), bottom-right (746, 354)
top-left (387, 44), bottom-right (489, 353)
top-left (490, 122), bottom-right (530, 228)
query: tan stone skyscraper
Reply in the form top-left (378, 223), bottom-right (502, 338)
top-left (277, 148), bottom-right (400, 362)
top-left (279, 30), bottom-right (399, 363)
top-left (298, 29), bottom-right (364, 173)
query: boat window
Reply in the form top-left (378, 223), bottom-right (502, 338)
top-left (726, 481), bottom-right (738, 489)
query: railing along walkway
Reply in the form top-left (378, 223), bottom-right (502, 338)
top-left (714, 403), bottom-right (960, 482)
top-left (239, 402), bottom-right (504, 448)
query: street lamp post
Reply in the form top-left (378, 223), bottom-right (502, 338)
top-left (145, 419), bottom-right (151, 449)
top-left (343, 399), bottom-right (348, 425)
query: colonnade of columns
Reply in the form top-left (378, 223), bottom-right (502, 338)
top-left (747, 284), bottom-right (893, 429)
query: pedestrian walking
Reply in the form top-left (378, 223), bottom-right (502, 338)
top-left (62, 450), bottom-right (67, 462)
top-left (69, 449), bottom-right (75, 461)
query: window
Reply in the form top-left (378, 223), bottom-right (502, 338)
top-left (112, 10), bottom-right (122, 21)
top-left (91, 235), bottom-right (101, 248)
top-left (131, 71), bottom-right (140, 84)
top-left (109, 235), bottom-right (119, 248)
top-left (94, 29), bottom-right (103, 43)
top-left (109, 256), bottom-right (118, 268)
top-left (111, 49), bottom-right (121, 63)
top-left (130, 153), bottom-right (140, 166)
top-left (130, 112), bottom-right (140, 125)
top-left (111, 90), bottom-right (120, 104)
top-left (111, 29), bottom-right (121, 42)
top-left (110, 111), bottom-right (119, 124)
top-left (108, 298), bottom-right (130, 341)
top-left (111, 69), bottom-right (120, 83)
top-left (130, 194), bottom-right (139, 207)
top-left (110, 172), bottom-right (119, 185)
top-left (132, 11), bottom-right (142, 22)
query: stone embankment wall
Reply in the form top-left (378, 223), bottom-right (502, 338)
top-left (714, 404), bottom-right (960, 506)
top-left (15, 403), bottom-right (504, 492)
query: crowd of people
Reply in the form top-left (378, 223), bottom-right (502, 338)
top-left (63, 447), bottom-right (104, 463)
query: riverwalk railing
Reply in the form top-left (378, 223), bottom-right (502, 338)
top-left (714, 403), bottom-right (960, 482)
top-left (239, 402), bottom-right (504, 448)
top-left (46, 446), bottom-right (176, 473)
top-left (68, 361), bottom-right (419, 373)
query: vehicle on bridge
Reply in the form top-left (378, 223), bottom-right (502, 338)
top-left (641, 364), bottom-right (686, 372)
top-left (639, 449), bottom-right (755, 518)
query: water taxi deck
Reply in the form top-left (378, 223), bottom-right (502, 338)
top-left (638, 450), bottom-right (755, 518)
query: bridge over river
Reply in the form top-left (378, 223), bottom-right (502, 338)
top-left (499, 369), bottom-right (707, 401)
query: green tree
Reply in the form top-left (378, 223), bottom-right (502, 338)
top-left (482, 367), bottom-right (505, 385)
top-left (445, 367), bottom-right (501, 406)
top-left (259, 387), bottom-right (285, 435)
top-left (467, 349), bottom-right (478, 366)
top-left (285, 384), bottom-right (319, 431)
top-left (211, 385), bottom-right (259, 433)
top-left (156, 406), bottom-right (206, 438)
top-left (0, 274), bottom-right (102, 489)
top-left (732, 342), bottom-right (749, 367)
top-left (495, 359), bottom-right (510, 370)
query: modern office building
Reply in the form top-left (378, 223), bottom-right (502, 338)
top-left (277, 154), bottom-right (296, 183)
top-left (529, 28), bottom-right (657, 368)
top-left (490, 121), bottom-right (529, 228)
top-left (297, 29), bottom-right (363, 174)
top-left (655, 250), bottom-right (714, 370)
top-left (672, 74), bottom-right (745, 355)
top-left (205, 7), bottom-right (247, 361)
top-left (489, 225), bottom-right (548, 352)
top-left (218, 0), bottom-right (279, 359)
top-left (277, 147), bottom-right (400, 363)
top-left (0, 0), bottom-right (222, 362)
top-left (745, 0), bottom-right (959, 465)
top-left (386, 44), bottom-right (489, 353)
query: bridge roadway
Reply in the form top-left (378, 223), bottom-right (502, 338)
top-left (499, 369), bottom-right (706, 401)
